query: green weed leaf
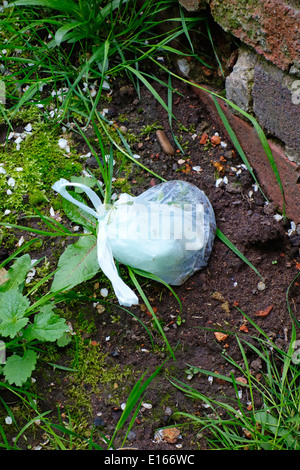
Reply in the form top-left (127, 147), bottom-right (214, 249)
top-left (0, 289), bottom-right (30, 338)
top-left (0, 254), bottom-right (32, 293)
top-left (51, 235), bottom-right (99, 293)
top-left (3, 350), bottom-right (37, 387)
top-left (63, 191), bottom-right (97, 230)
top-left (24, 305), bottom-right (68, 342)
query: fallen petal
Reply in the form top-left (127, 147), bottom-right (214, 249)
top-left (254, 305), bottom-right (273, 317)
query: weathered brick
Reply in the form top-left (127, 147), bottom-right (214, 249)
top-left (225, 48), bottom-right (300, 157)
top-left (191, 84), bottom-right (300, 221)
top-left (179, 0), bottom-right (300, 71)
top-left (210, 0), bottom-right (300, 71)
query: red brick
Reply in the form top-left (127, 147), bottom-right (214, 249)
top-left (209, 0), bottom-right (300, 71)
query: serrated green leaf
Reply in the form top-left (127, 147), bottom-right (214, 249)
top-left (3, 350), bottom-right (37, 387)
top-left (51, 235), bottom-right (99, 293)
top-left (25, 308), bottom-right (68, 342)
top-left (56, 331), bottom-right (72, 347)
top-left (70, 176), bottom-right (98, 192)
top-left (0, 254), bottom-right (32, 293)
top-left (0, 289), bottom-right (30, 338)
top-left (63, 191), bottom-right (97, 230)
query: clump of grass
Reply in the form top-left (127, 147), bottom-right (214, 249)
top-left (171, 274), bottom-right (300, 450)
top-left (2, 0), bottom-right (207, 122)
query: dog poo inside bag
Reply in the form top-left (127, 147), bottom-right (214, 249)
top-left (52, 179), bottom-right (216, 306)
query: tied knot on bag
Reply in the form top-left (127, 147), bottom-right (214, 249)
top-left (52, 178), bottom-right (139, 307)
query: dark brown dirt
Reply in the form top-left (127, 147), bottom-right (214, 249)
top-left (2, 75), bottom-right (300, 451)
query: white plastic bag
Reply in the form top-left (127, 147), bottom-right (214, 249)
top-left (52, 179), bottom-right (216, 307)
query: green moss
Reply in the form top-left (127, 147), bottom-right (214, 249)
top-left (64, 337), bottom-right (136, 418)
top-left (0, 121), bottom-right (83, 221)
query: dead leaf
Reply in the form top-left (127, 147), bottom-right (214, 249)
top-left (243, 428), bottom-right (252, 439)
top-left (254, 305), bottom-right (273, 317)
top-left (155, 427), bottom-right (181, 444)
top-left (236, 376), bottom-right (248, 385)
top-left (0, 268), bottom-right (8, 286)
top-left (96, 304), bottom-right (106, 314)
top-left (199, 133), bottom-right (208, 144)
top-left (211, 160), bottom-right (225, 175)
top-left (221, 301), bottom-right (230, 314)
top-left (146, 306), bottom-right (158, 316)
top-left (214, 332), bottom-right (228, 342)
top-left (240, 324), bottom-right (249, 333)
top-left (211, 292), bottom-right (226, 303)
top-left (211, 135), bottom-right (221, 146)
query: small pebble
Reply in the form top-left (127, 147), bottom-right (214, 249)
top-left (156, 130), bottom-right (175, 156)
top-left (127, 430), bottom-right (136, 441)
top-left (100, 288), bottom-right (108, 297)
top-left (94, 416), bottom-right (105, 427)
top-left (257, 281), bottom-right (266, 291)
top-left (142, 402), bottom-right (152, 410)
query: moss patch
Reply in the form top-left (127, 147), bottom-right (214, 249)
top-left (0, 120), bottom-right (83, 221)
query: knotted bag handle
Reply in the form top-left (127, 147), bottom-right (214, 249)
top-left (52, 179), bottom-right (139, 307)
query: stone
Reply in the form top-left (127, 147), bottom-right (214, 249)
top-left (154, 427), bottom-right (181, 444)
top-left (225, 48), bottom-right (259, 114)
top-left (156, 130), bottom-right (175, 155)
top-left (178, 0), bottom-right (207, 10)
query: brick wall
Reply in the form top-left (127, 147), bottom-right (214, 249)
top-left (177, 0), bottom-right (300, 220)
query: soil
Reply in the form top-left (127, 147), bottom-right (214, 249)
top-left (2, 73), bottom-right (300, 451)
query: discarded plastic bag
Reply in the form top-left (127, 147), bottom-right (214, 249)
top-left (52, 179), bottom-right (216, 307)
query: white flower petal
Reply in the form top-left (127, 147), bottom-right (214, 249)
top-left (100, 288), bottom-right (108, 297)
top-left (7, 177), bottom-right (15, 187)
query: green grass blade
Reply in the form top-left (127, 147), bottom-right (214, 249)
top-left (131, 267), bottom-right (182, 314)
top-left (10, 82), bottom-right (38, 119)
top-left (123, 65), bottom-right (175, 121)
top-left (206, 19), bottom-right (224, 78)
top-left (212, 95), bottom-right (267, 201)
top-left (7, 0), bottom-right (79, 14)
top-left (150, 61), bottom-right (286, 216)
top-left (108, 360), bottom-right (168, 448)
top-left (128, 267), bottom-right (175, 360)
top-left (179, 5), bottom-right (194, 53)
top-left (95, 110), bottom-right (167, 181)
top-left (216, 228), bottom-right (262, 279)
top-left (0, 222), bottom-right (85, 237)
